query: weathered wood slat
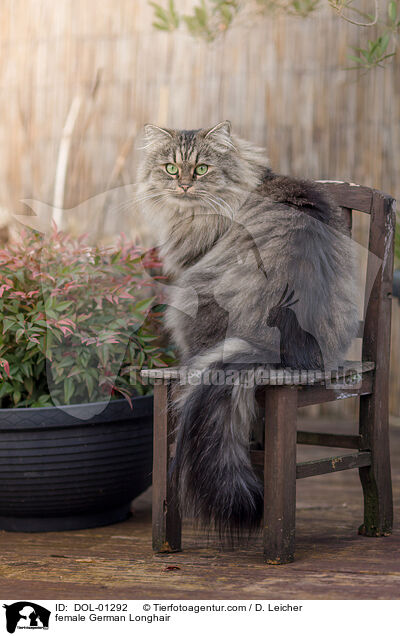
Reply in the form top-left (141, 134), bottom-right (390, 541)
top-left (254, 374), bottom-right (373, 409)
top-left (296, 431), bottom-right (361, 449)
top-left (152, 382), bottom-right (181, 553)
top-left (341, 206), bottom-right (352, 236)
top-left (358, 191), bottom-right (395, 536)
top-left (263, 386), bottom-right (297, 564)
top-left (317, 181), bottom-right (373, 214)
top-left (296, 374), bottom-right (373, 407)
top-left (296, 452), bottom-right (372, 480)
top-left (252, 431), bottom-right (362, 458)
top-left (251, 450), bottom-right (372, 478)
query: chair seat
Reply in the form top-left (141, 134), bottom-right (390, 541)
top-left (140, 360), bottom-right (374, 386)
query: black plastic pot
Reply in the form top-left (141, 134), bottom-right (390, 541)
top-left (0, 395), bottom-right (153, 532)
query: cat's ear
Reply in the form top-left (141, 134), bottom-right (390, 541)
top-left (143, 124), bottom-right (173, 148)
top-left (204, 120), bottom-right (234, 152)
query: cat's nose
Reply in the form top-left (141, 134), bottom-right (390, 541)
top-left (179, 184), bottom-right (192, 193)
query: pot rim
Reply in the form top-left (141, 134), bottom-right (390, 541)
top-left (0, 395), bottom-right (130, 413)
top-left (0, 394), bottom-right (153, 431)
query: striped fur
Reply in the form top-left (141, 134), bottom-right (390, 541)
top-left (138, 122), bottom-right (359, 538)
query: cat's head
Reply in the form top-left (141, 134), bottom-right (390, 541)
top-left (138, 121), bottom-right (268, 218)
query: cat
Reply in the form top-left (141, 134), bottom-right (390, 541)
top-left (138, 120), bottom-right (359, 539)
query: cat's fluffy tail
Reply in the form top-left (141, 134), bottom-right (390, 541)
top-left (172, 338), bottom-right (270, 540)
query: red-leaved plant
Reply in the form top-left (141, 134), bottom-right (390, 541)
top-left (0, 228), bottom-right (175, 408)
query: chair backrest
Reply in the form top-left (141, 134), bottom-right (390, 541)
top-left (317, 181), bottom-right (396, 374)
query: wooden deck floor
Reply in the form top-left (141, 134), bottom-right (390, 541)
top-left (0, 417), bottom-right (399, 600)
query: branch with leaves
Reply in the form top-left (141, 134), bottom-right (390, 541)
top-left (149, 0), bottom-right (400, 70)
top-left (348, 33), bottom-right (396, 69)
top-left (150, 0), bottom-right (240, 40)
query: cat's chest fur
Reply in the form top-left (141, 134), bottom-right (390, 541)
top-left (159, 207), bottom-right (232, 278)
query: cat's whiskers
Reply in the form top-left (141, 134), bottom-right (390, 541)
top-left (100, 194), bottom-right (157, 217)
top-left (109, 191), bottom-right (171, 216)
top-left (196, 194), bottom-right (223, 218)
top-left (196, 189), bottom-right (235, 215)
top-left (196, 191), bottom-right (234, 220)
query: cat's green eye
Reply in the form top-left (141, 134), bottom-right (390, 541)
top-left (165, 163), bottom-right (178, 175)
top-left (195, 164), bottom-right (208, 176)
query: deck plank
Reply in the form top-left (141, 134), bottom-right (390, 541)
top-left (0, 417), bottom-right (399, 600)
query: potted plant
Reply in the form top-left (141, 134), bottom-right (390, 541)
top-left (0, 228), bottom-right (174, 531)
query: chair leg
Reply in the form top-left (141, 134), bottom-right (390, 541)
top-left (358, 391), bottom-right (393, 537)
top-left (263, 386), bottom-right (298, 564)
top-left (152, 381), bottom-right (182, 553)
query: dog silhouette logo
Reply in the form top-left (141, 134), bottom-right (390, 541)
top-left (3, 602), bottom-right (50, 633)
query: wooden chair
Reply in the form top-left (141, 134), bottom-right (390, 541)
top-left (141, 181), bottom-right (396, 564)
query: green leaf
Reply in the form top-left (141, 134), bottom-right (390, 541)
top-left (85, 373), bottom-right (95, 398)
top-left (20, 362), bottom-right (32, 376)
top-left (380, 33), bottom-right (390, 53)
top-left (220, 5), bottom-right (233, 22)
top-left (2, 318), bottom-right (15, 334)
top-left (24, 377), bottom-right (34, 395)
top-left (26, 340), bottom-right (39, 350)
top-left (36, 320), bottom-right (49, 327)
top-left (347, 55), bottom-right (364, 65)
top-left (139, 334), bottom-right (159, 342)
top-left (45, 309), bottom-right (58, 320)
top-left (0, 381), bottom-right (12, 398)
top-left (135, 297), bottom-right (155, 312)
top-left (111, 250), bottom-right (121, 264)
top-left (150, 0), bottom-right (179, 31)
top-left (32, 394), bottom-right (53, 407)
top-left (138, 350), bottom-right (145, 367)
top-left (389, 0), bottom-right (397, 23)
top-left (169, 0), bottom-right (180, 26)
top-left (63, 378), bottom-right (75, 404)
top-left (149, 1), bottom-right (168, 21)
top-left (195, 5), bottom-right (208, 27)
top-left (15, 328), bottom-right (25, 343)
top-left (153, 19), bottom-right (169, 29)
top-left (380, 53), bottom-right (396, 62)
top-left (54, 300), bottom-right (74, 312)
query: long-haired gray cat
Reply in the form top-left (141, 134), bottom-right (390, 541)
top-left (139, 121), bottom-right (358, 539)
